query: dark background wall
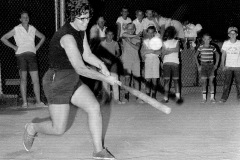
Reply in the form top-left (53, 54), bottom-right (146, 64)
top-left (0, 0), bottom-right (240, 41)
top-left (0, 0), bottom-right (239, 96)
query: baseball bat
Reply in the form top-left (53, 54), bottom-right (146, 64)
top-left (116, 81), bottom-right (171, 114)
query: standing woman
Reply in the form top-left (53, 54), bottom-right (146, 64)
top-left (22, 1), bottom-right (117, 159)
top-left (1, 11), bottom-right (46, 108)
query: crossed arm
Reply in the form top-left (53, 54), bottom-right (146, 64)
top-left (161, 41), bottom-right (180, 57)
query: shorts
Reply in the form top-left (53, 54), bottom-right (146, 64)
top-left (123, 61), bottom-right (140, 77)
top-left (16, 52), bottom-right (38, 71)
top-left (43, 69), bottom-right (82, 104)
top-left (200, 62), bottom-right (215, 79)
top-left (163, 62), bottom-right (179, 79)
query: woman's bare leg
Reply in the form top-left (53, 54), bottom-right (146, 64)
top-left (71, 84), bottom-right (103, 153)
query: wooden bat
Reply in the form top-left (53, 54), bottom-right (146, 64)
top-left (116, 81), bottom-right (171, 114)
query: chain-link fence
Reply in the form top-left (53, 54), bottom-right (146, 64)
top-left (0, 0), bottom-right (239, 106)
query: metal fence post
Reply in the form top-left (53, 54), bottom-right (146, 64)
top-left (60, 0), bottom-right (65, 27)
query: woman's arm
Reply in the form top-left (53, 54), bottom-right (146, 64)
top-left (60, 34), bottom-right (115, 85)
top-left (122, 32), bottom-right (141, 39)
top-left (82, 32), bottom-right (110, 76)
top-left (0, 29), bottom-right (17, 51)
top-left (162, 41), bottom-right (180, 55)
top-left (124, 38), bottom-right (140, 50)
top-left (116, 22), bottom-right (121, 41)
top-left (35, 29), bottom-right (46, 51)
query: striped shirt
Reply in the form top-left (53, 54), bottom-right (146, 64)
top-left (198, 45), bottom-right (216, 62)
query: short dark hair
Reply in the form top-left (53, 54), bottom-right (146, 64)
top-left (163, 26), bottom-right (177, 41)
top-left (135, 10), bottom-right (143, 15)
top-left (202, 32), bottom-right (211, 39)
top-left (126, 23), bottom-right (136, 30)
top-left (147, 25), bottom-right (156, 32)
top-left (122, 6), bottom-right (129, 11)
top-left (66, 0), bottom-right (93, 22)
top-left (105, 27), bottom-right (115, 35)
top-left (20, 10), bottom-right (29, 18)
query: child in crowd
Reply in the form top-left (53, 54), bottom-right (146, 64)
top-left (141, 26), bottom-right (161, 99)
top-left (194, 33), bottom-right (220, 103)
top-left (219, 27), bottom-right (240, 103)
top-left (116, 6), bottom-right (132, 42)
top-left (121, 23), bottom-right (143, 103)
top-left (133, 10), bottom-right (145, 91)
top-left (142, 9), bottom-right (160, 38)
top-left (161, 26), bottom-right (182, 103)
top-left (133, 10), bottom-right (145, 35)
top-left (97, 27), bottom-right (123, 104)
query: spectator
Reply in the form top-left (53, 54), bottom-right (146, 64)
top-left (121, 23), bottom-right (143, 103)
top-left (133, 10), bottom-right (144, 35)
top-left (161, 26), bottom-right (182, 103)
top-left (142, 9), bottom-right (160, 38)
top-left (1, 11), bottom-right (46, 108)
top-left (195, 33), bottom-right (220, 103)
top-left (116, 6), bottom-right (132, 42)
top-left (219, 27), bottom-right (240, 103)
top-left (97, 27), bottom-right (124, 104)
top-left (141, 26), bottom-right (161, 99)
top-left (89, 16), bottom-right (107, 53)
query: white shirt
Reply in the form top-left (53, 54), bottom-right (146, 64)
top-left (158, 17), bottom-right (171, 28)
top-left (14, 24), bottom-right (36, 55)
top-left (142, 18), bottom-right (158, 31)
top-left (133, 18), bottom-right (144, 34)
top-left (163, 39), bottom-right (179, 64)
top-left (116, 17), bottom-right (132, 37)
top-left (222, 40), bottom-right (240, 67)
top-left (159, 17), bottom-right (184, 38)
top-left (90, 24), bottom-right (107, 39)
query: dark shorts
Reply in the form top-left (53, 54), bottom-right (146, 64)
top-left (43, 69), bottom-right (82, 104)
top-left (201, 62), bottom-right (215, 79)
top-left (163, 63), bottom-right (180, 79)
top-left (16, 52), bottom-right (38, 71)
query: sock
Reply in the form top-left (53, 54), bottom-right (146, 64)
top-left (210, 92), bottom-right (214, 99)
top-left (202, 92), bottom-right (207, 100)
top-left (176, 93), bottom-right (180, 99)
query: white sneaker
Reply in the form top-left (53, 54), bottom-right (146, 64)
top-left (35, 102), bottom-right (48, 108)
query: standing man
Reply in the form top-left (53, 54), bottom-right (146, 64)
top-left (22, 1), bottom-right (117, 159)
top-left (1, 11), bottom-right (46, 108)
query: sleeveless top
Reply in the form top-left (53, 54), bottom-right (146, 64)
top-left (48, 23), bottom-right (85, 69)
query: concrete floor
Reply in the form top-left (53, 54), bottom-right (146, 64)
top-left (0, 92), bottom-right (240, 160)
